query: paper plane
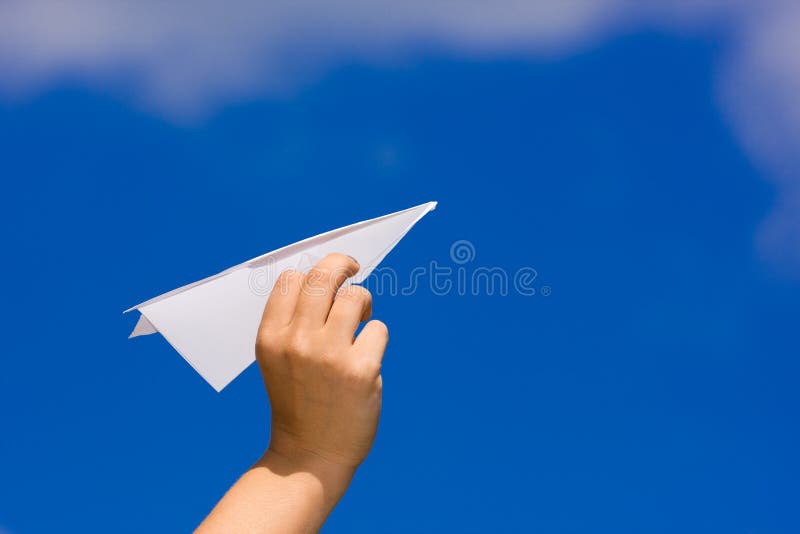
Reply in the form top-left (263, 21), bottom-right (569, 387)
top-left (126, 201), bottom-right (437, 391)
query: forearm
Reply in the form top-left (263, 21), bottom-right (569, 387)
top-left (196, 449), bottom-right (354, 534)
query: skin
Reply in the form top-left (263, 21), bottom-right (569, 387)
top-left (196, 253), bottom-right (388, 533)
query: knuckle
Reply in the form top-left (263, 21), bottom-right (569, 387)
top-left (256, 331), bottom-right (284, 358)
top-left (303, 265), bottom-right (334, 287)
top-left (285, 330), bottom-right (313, 359)
top-left (278, 268), bottom-right (299, 282)
top-left (276, 268), bottom-right (298, 283)
top-left (255, 331), bottom-right (271, 350)
top-left (338, 285), bottom-right (371, 304)
top-left (302, 268), bottom-right (329, 295)
top-left (304, 266), bottom-right (328, 283)
top-left (344, 359), bottom-right (381, 384)
top-left (273, 269), bottom-right (299, 292)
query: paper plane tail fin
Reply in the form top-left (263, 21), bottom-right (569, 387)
top-left (129, 313), bottom-right (158, 338)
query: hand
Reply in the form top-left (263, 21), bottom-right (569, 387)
top-left (257, 253), bottom-right (388, 487)
top-left (197, 253), bottom-right (388, 533)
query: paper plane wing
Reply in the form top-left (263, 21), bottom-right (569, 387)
top-left (126, 201), bottom-right (437, 391)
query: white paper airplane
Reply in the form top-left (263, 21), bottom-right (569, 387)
top-left (125, 201), bottom-right (438, 391)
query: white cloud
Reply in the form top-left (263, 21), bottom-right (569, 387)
top-left (1, 0), bottom-right (799, 271)
top-left (0, 0), bottom-right (631, 115)
top-left (717, 3), bottom-right (800, 272)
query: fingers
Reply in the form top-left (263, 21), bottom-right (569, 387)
top-left (353, 320), bottom-right (389, 367)
top-left (326, 285), bottom-right (372, 342)
top-left (294, 253), bottom-right (360, 327)
top-left (259, 269), bottom-right (302, 329)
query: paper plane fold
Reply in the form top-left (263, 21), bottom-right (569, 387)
top-left (126, 201), bottom-right (437, 391)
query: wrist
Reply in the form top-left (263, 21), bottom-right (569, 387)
top-left (262, 431), bottom-right (356, 507)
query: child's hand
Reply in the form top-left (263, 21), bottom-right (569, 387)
top-left (256, 253), bottom-right (388, 486)
top-left (197, 253), bottom-right (388, 533)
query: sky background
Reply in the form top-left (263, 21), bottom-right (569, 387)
top-left (1, 2), bottom-right (800, 533)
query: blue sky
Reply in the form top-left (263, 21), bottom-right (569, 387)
top-left (1, 6), bottom-right (800, 534)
